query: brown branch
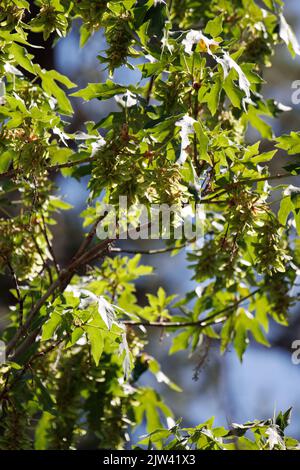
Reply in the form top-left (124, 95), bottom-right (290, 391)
top-left (40, 213), bottom-right (60, 276)
top-left (0, 156), bottom-right (95, 180)
top-left (110, 244), bottom-right (186, 255)
top-left (7, 262), bottom-right (24, 328)
top-left (6, 227), bottom-right (112, 359)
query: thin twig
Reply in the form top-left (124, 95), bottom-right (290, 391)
top-left (122, 288), bottom-right (261, 329)
top-left (74, 214), bottom-right (107, 260)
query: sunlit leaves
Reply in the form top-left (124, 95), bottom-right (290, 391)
top-left (175, 115), bottom-right (196, 164)
top-left (200, 74), bottom-right (222, 116)
top-left (135, 388), bottom-right (174, 448)
top-left (41, 310), bottom-right (62, 341)
top-left (30, 0), bottom-right (69, 40)
top-left (182, 30), bottom-right (219, 55)
top-left (72, 80), bottom-right (129, 101)
top-left (0, 0), bottom-right (300, 452)
top-left (84, 325), bottom-right (104, 366)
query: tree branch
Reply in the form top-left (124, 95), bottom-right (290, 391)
top-left (7, 262), bottom-right (24, 328)
top-left (201, 173), bottom-right (296, 203)
top-left (110, 244), bottom-right (186, 255)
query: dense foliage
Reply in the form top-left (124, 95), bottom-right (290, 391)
top-left (0, 0), bottom-right (300, 450)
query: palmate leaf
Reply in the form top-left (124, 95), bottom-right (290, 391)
top-left (201, 74), bottom-right (222, 116)
top-left (40, 72), bottom-right (74, 115)
top-left (0, 150), bottom-right (15, 173)
top-left (9, 43), bottom-right (35, 74)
